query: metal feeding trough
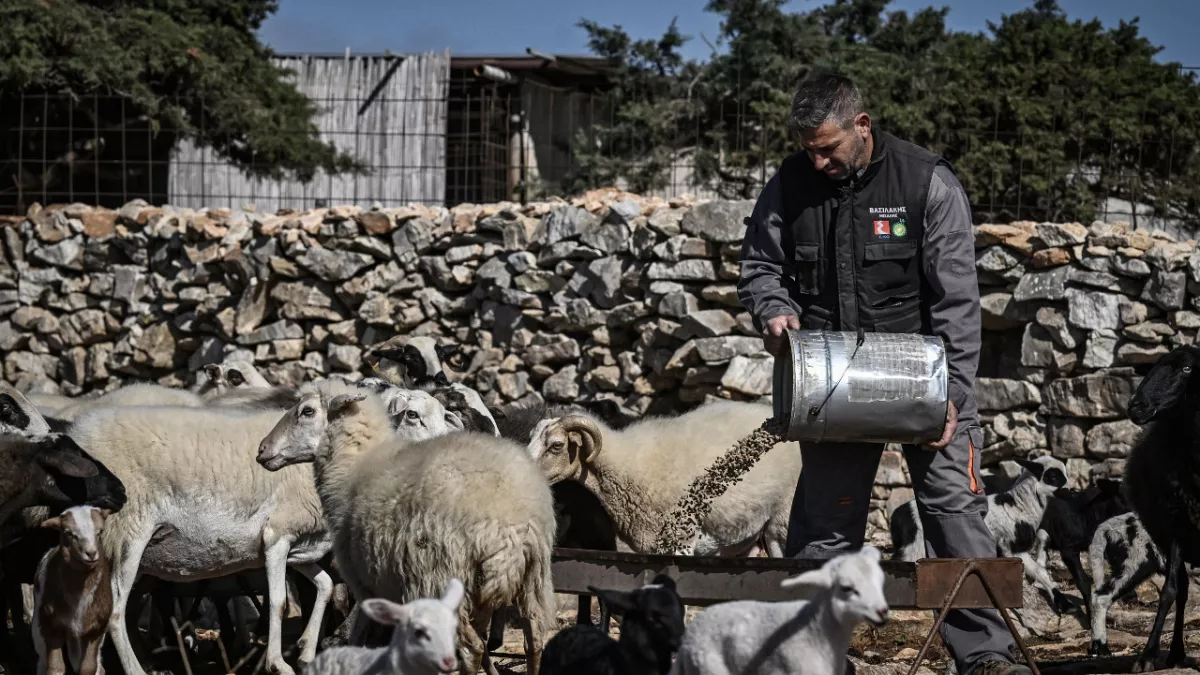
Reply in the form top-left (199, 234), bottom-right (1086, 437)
top-left (772, 329), bottom-right (950, 445)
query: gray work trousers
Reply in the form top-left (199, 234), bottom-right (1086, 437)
top-left (785, 416), bottom-right (1016, 673)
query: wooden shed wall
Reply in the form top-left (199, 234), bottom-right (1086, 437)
top-left (167, 50), bottom-right (451, 211)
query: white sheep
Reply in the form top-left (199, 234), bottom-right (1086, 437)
top-left (66, 403), bottom-right (335, 675)
top-left (526, 398), bottom-right (801, 556)
top-left (52, 383), bottom-right (204, 421)
top-left (302, 579), bottom-right (465, 675)
top-left (256, 380), bottom-right (557, 675)
top-left (668, 546), bottom-right (890, 675)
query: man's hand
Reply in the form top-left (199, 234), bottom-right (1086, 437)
top-left (922, 400), bottom-right (958, 451)
top-left (763, 315), bottom-right (800, 356)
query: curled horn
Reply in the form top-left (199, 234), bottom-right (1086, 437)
top-left (558, 414), bottom-right (603, 463)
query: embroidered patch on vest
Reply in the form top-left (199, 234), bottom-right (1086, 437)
top-left (868, 206), bottom-right (908, 239)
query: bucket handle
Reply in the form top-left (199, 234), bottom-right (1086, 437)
top-left (807, 325), bottom-right (866, 419)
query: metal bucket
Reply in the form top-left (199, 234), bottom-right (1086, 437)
top-left (772, 329), bottom-right (949, 445)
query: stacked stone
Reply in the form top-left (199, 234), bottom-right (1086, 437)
top-left (0, 191), bottom-right (773, 420)
top-left (2, 195), bottom-right (1192, 540)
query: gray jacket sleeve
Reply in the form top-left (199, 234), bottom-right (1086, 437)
top-left (737, 171), bottom-right (803, 333)
top-left (923, 165), bottom-right (981, 416)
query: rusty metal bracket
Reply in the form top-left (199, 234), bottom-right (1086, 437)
top-left (906, 559), bottom-right (1040, 675)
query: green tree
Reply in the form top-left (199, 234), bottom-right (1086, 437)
top-left (0, 0), bottom-right (363, 209)
top-left (571, 0), bottom-right (1200, 226)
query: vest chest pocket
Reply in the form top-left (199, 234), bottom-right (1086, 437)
top-left (792, 243), bottom-right (821, 295)
top-left (862, 240), bottom-right (920, 301)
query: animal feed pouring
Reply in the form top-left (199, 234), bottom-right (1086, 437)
top-left (652, 417), bottom-right (788, 555)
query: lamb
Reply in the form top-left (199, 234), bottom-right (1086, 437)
top-left (539, 574), bottom-right (686, 675)
top-left (1086, 512), bottom-right (1163, 658)
top-left (889, 455), bottom-right (1071, 612)
top-left (32, 505), bottom-right (114, 675)
top-left (668, 545), bottom-right (890, 675)
top-left (1035, 477), bottom-right (1130, 614)
top-left (1116, 344), bottom-right (1200, 672)
top-left (65, 402), bottom-right (335, 675)
top-left (302, 579), bottom-right (465, 675)
top-left (431, 383), bottom-right (499, 436)
top-left (525, 398), bottom-right (801, 556)
top-left (255, 380), bottom-right (557, 675)
top-left (52, 383), bottom-right (204, 421)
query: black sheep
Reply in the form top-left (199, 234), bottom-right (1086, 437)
top-left (1123, 344), bottom-right (1200, 672)
top-left (538, 574), bottom-right (686, 675)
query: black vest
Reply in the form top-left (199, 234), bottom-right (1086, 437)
top-left (779, 130), bottom-right (950, 334)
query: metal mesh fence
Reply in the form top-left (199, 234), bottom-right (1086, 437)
top-left (0, 64), bottom-right (1196, 236)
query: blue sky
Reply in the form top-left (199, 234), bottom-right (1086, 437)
top-left (258, 0), bottom-right (1199, 67)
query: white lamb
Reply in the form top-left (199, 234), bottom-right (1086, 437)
top-left (256, 380), bottom-right (557, 675)
top-left (66, 403), bottom-right (334, 675)
top-left (303, 579), bottom-right (465, 675)
top-left (526, 399), bottom-right (801, 556)
top-left (669, 546), bottom-right (890, 675)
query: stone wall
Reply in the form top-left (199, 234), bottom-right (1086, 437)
top-left (1, 190), bottom-right (1189, 542)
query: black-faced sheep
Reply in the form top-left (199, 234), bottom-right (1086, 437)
top-left (66, 402), bottom-right (334, 675)
top-left (367, 335), bottom-right (462, 390)
top-left (539, 574), bottom-right (686, 675)
top-left (33, 505), bottom-right (114, 675)
top-left (669, 546), bottom-right (890, 675)
top-left (526, 398), bottom-right (800, 556)
top-left (255, 380), bottom-right (557, 675)
top-left (1119, 344), bottom-right (1200, 672)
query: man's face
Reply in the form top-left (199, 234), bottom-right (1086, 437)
top-left (799, 113), bottom-right (872, 181)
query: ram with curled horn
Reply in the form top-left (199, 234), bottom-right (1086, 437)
top-left (525, 399), bottom-right (803, 557)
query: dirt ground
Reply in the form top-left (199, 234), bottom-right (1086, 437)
top-left (6, 570), bottom-right (1200, 675)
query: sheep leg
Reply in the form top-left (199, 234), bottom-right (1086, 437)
top-left (521, 615), bottom-right (542, 675)
top-left (262, 536), bottom-right (297, 675)
top-left (1166, 559), bottom-right (1189, 668)
top-left (1017, 550), bottom-right (1067, 615)
top-left (1089, 558), bottom-right (1159, 657)
top-left (35, 632), bottom-right (67, 675)
top-left (469, 610), bottom-right (500, 675)
top-left (107, 531), bottom-right (153, 675)
top-left (487, 611), bottom-right (505, 652)
top-left (1134, 540), bottom-right (1181, 673)
top-left (79, 633), bottom-right (106, 675)
top-left (1060, 546), bottom-right (1091, 612)
top-left (291, 563), bottom-right (333, 667)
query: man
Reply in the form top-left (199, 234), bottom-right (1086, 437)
top-left (736, 72), bottom-right (1029, 675)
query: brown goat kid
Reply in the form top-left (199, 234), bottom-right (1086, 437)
top-left (33, 505), bottom-right (113, 675)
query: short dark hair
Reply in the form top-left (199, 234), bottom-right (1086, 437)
top-left (787, 72), bottom-right (865, 136)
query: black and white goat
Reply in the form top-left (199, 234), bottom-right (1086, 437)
top-left (890, 455), bottom-right (1071, 612)
top-left (1034, 477), bottom-right (1131, 615)
top-left (1118, 344), bottom-right (1200, 672)
top-left (1086, 511), bottom-right (1163, 658)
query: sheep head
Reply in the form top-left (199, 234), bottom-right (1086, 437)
top-left (527, 414), bottom-right (604, 484)
top-left (779, 545), bottom-right (890, 628)
top-left (1014, 456), bottom-right (1068, 490)
top-left (0, 384), bottom-right (52, 436)
top-left (0, 433), bottom-right (126, 529)
top-left (1128, 344), bottom-right (1200, 425)
top-left (386, 389), bottom-right (464, 440)
top-left (202, 360), bottom-right (269, 394)
top-left (587, 573), bottom-right (686, 652)
top-left (257, 380), bottom-right (382, 471)
top-left (360, 578), bottom-right (464, 674)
